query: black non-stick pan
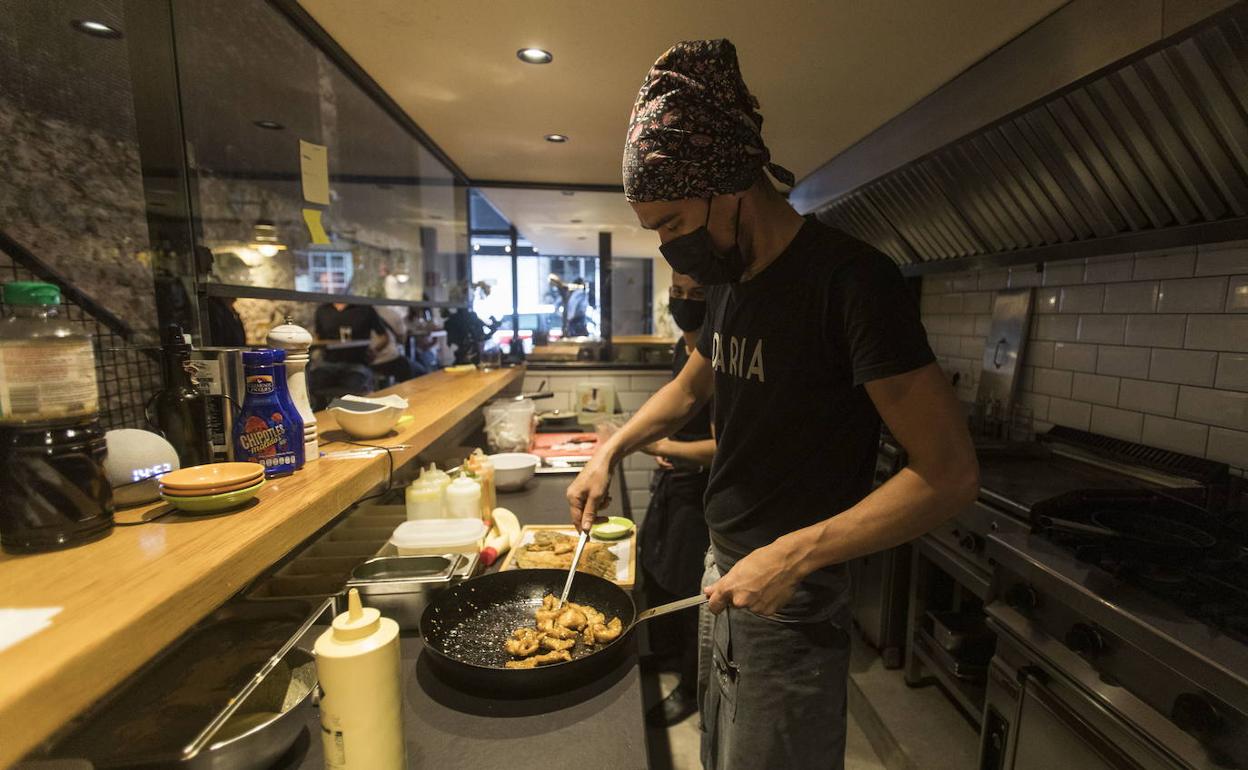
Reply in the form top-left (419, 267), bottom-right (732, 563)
top-left (420, 568), bottom-right (703, 695)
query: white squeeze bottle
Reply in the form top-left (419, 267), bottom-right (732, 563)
top-left (314, 589), bottom-right (405, 770)
top-left (444, 474), bottom-right (482, 519)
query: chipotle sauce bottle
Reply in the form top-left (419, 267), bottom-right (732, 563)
top-left (232, 349), bottom-right (303, 477)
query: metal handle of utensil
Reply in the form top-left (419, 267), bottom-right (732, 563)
top-left (183, 596), bottom-right (334, 759)
top-left (558, 530), bottom-right (590, 607)
top-left (636, 594), bottom-right (709, 623)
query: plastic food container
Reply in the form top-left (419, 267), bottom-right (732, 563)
top-left (390, 518), bottom-right (487, 556)
top-left (483, 400), bottom-right (535, 452)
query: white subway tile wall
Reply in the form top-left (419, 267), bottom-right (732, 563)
top-left (523, 369), bottom-right (673, 510)
top-left (919, 240), bottom-right (1248, 471)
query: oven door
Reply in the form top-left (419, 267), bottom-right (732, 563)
top-left (983, 604), bottom-right (1216, 770)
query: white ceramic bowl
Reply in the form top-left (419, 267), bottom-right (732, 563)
top-left (328, 404), bottom-right (404, 439)
top-left (488, 452), bottom-right (541, 491)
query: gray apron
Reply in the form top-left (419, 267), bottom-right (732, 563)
top-left (698, 541), bottom-right (852, 770)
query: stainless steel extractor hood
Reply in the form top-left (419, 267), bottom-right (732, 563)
top-left (793, 0), bottom-right (1248, 274)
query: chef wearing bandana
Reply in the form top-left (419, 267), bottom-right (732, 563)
top-left (566, 40), bottom-right (979, 769)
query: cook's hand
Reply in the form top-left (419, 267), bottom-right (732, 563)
top-left (704, 541), bottom-right (804, 616)
top-left (566, 458), bottom-right (612, 532)
top-left (654, 456), bottom-right (674, 470)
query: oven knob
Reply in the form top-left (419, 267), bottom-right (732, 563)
top-left (1005, 584), bottom-right (1039, 612)
top-left (1064, 623), bottom-right (1105, 657)
top-left (1172, 693), bottom-right (1224, 737)
top-left (960, 533), bottom-right (985, 554)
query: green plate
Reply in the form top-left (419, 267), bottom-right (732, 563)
top-left (160, 479), bottom-right (265, 513)
top-left (591, 516), bottom-right (635, 541)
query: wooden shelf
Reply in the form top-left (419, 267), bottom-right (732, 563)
top-left (0, 366), bottom-right (523, 768)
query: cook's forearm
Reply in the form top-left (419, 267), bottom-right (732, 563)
top-left (779, 460), bottom-right (978, 574)
top-left (657, 438), bottom-right (716, 466)
top-left (601, 381), bottom-right (705, 466)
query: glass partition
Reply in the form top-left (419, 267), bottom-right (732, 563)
top-left (171, 0), bottom-right (468, 342)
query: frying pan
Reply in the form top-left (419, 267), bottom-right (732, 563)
top-left (420, 568), bottom-right (704, 695)
top-left (1036, 509), bottom-right (1216, 558)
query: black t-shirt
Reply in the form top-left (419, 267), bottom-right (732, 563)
top-left (671, 339), bottom-right (712, 443)
top-left (313, 305), bottom-right (388, 365)
top-left (695, 217), bottom-right (934, 556)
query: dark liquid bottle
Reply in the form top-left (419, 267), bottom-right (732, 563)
top-left (0, 281), bottom-right (113, 553)
top-left (150, 324), bottom-right (212, 468)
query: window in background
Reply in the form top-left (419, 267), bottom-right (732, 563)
top-left (295, 250), bottom-right (354, 294)
top-left (609, 257), bottom-right (653, 336)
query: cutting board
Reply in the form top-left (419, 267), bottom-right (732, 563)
top-left (530, 432), bottom-right (600, 461)
top-left (498, 524), bottom-right (636, 588)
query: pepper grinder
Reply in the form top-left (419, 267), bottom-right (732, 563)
top-left (266, 317), bottom-right (318, 463)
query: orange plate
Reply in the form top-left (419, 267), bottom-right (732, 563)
top-left (157, 462), bottom-right (265, 491)
top-left (159, 474), bottom-right (264, 497)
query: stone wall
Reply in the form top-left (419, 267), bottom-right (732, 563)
top-left (0, 95), bottom-right (159, 340)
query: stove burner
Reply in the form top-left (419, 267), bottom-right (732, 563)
top-left (1032, 490), bottom-right (1248, 643)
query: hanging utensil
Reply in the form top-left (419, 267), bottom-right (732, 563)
top-left (558, 529), bottom-right (590, 607)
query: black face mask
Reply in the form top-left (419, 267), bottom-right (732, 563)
top-left (668, 297), bottom-right (705, 332)
top-left (659, 198), bottom-right (746, 285)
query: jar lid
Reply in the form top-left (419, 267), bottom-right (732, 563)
top-left (3, 281), bottom-right (61, 306)
top-left (266, 318), bottom-right (313, 351)
top-left (390, 518), bottom-right (487, 550)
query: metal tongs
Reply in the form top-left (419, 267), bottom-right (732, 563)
top-left (557, 529), bottom-right (590, 607)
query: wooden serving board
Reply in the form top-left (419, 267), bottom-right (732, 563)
top-left (498, 524), bottom-right (636, 588)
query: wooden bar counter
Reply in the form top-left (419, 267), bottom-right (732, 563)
top-left (0, 366), bottom-right (524, 768)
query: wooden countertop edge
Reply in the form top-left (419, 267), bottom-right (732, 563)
top-left (0, 367), bottom-right (523, 768)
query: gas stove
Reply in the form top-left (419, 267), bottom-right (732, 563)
top-left (976, 432), bottom-right (1246, 769)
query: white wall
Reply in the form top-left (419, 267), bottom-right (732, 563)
top-left (524, 369), bottom-right (670, 516)
top-left (921, 241), bottom-right (1248, 473)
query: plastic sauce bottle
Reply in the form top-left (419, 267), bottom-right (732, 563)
top-left (404, 480), bottom-right (444, 520)
top-left (0, 281), bottom-right (113, 553)
top-left (232, 349), bottom-right (304, 476)
top-left (314, 588), bottom-right (405, 770)
top-left (463, 449), bottom-right (496, 525)
top-left (444, 475), bottom-right (482, 519)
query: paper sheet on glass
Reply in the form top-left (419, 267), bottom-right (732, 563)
top-left (299, 139), bottom-right (330, 205)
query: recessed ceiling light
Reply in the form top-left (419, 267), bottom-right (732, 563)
top-left (544, 134), bottom-right (569, 143)
top-left (473, 243), bottom-right (480, 252)
top-left (505, 245), bottom-right (512, 253)
top-left (71, 19), bottom-right (122, 38)
top-left (517, 48), bottom-right (553, 64)
top-left (253, 120), bottom-right (284, 130)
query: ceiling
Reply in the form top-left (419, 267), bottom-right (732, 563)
top-left (298, 0), bottom-right (1065, 190)
top-left (480, 187), bottom-right (658, 257)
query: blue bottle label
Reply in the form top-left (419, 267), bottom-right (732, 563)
top-left (234, 372), bottom-right (299, 475)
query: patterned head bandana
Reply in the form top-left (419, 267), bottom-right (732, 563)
top-left (623, 39), bottom-right (794, 203)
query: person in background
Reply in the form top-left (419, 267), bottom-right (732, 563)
top-left (204, 295), bottom-right (246, 346)
top-left (372, 304), bottom-right (416, 383)
top-left (549, 274), bottom-right (591, 337)
top-left (566, 40), bottom-right (978, 770)
top-left (309, 303), bottom-right (384, 409)
top-left (638, 271), bottom-right (716, 727)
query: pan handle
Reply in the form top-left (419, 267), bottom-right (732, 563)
top-left (1035, 515), bottom-right (1116, 538)
top-left (636, 594), bottom-right (709, 623)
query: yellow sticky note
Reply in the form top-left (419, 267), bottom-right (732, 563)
top-left (299, 140), bottom-right (330, 205)
top-left (303, 208), bottom-right (330, 245)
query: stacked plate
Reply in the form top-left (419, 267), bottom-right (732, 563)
top-left (158, 462), bottom-right (266, 513)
